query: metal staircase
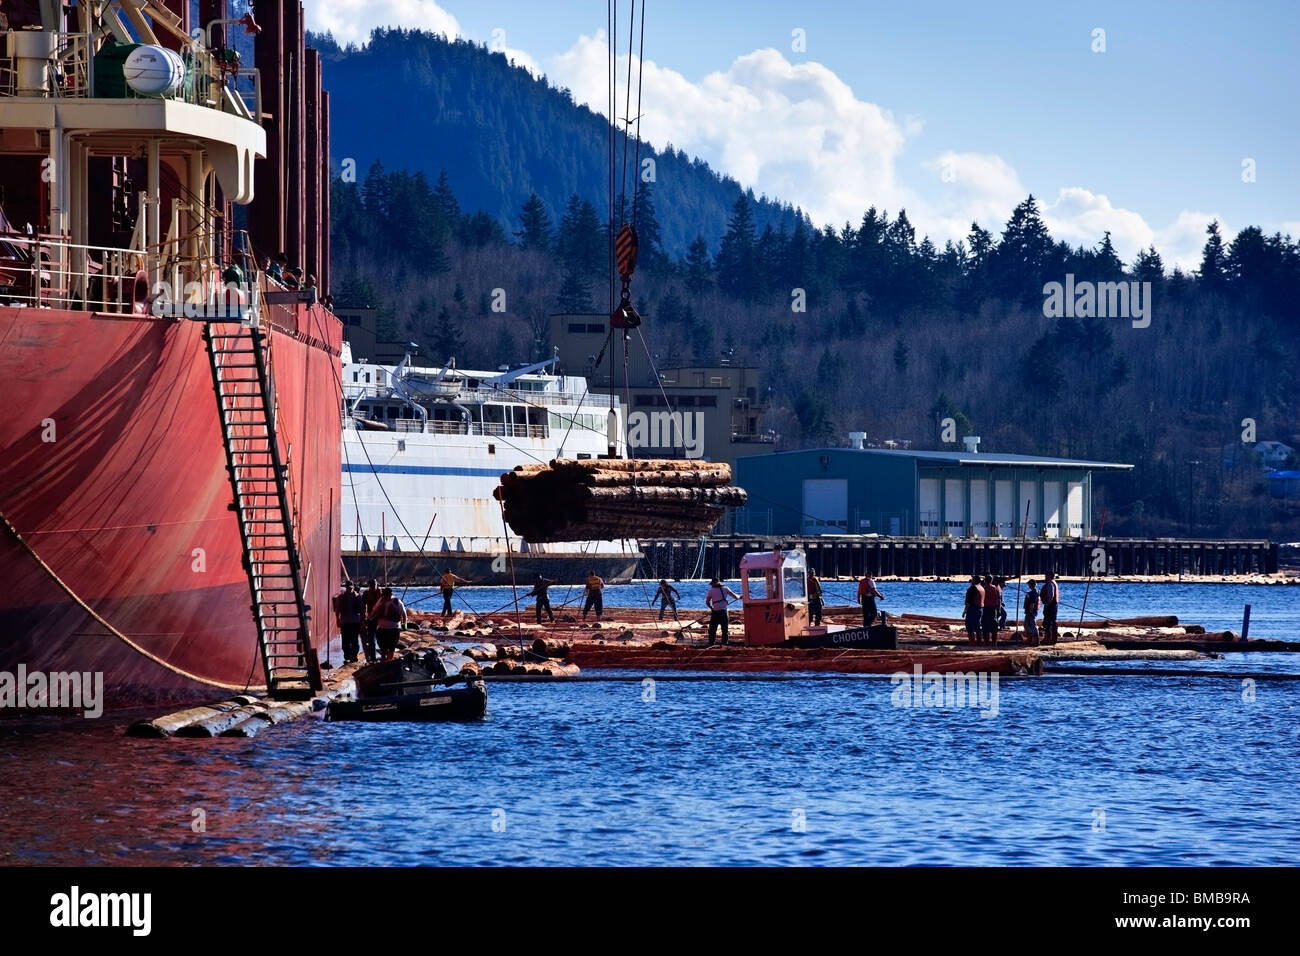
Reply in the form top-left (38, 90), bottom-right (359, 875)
top-left (203, 311), bottom-right (319, 700)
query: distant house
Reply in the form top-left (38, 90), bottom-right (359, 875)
top-left (1267, 471), bottom-right (1300, 500)
top-left (1224, 440), bottom-right (1297, 471)
top-left (1256, 441), bottom-right (1297, 469)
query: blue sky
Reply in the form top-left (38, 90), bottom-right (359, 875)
top-left (305, 0), bottom-right (1299, 267)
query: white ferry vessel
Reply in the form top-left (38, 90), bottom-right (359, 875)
top-left (341, 343), bottom-right (641, 584)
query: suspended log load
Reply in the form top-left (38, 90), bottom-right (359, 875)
top-left (495, 458), bottom-right (747, 542)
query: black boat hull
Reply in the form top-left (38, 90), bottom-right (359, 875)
top-left (786, 624), bottom-right (899, 650)
top-left (327, 679), bottom-right (487, 721)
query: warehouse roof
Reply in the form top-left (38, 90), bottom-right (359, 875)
top-left (749, 448), bottom-right (1133, 470)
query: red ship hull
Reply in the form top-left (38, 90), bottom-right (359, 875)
top-left (0, 302), bottom-right (341, 705)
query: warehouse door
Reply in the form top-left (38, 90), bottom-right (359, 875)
top-left (1066, 482), bottom-right (1085, 537)
top-left (995, 480), bottom-right (1014, 537)
top-left (802, 479), bottom-right (848, 535)
top-left (1019, 485), bottom-right (1037, 537)
top-left (969, 479), bottom-right (990, 537)
top-left (944, 479), bottom-right (965, 536)
top-left (918, 478), bottom-right (940, 537)
top-left (1043, 481), bottom-right (1063, 538)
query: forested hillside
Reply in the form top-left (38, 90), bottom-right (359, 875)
top-left (322, 30), bottom-right (1300, 539)
top-left (313, 28), bottom-right (802, 254)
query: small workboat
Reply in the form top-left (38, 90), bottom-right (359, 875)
top-left (327, 650), bottom-right (487, 722)
top-left (786, 622), bottom-right (900, 650)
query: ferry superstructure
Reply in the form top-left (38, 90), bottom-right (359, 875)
top-left (342, 345), bottom-right (641, 584)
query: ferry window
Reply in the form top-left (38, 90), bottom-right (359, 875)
top-left (568, 323), bottom-right (586, 334)
top-left (488, 444), bottom-right (496, 454)
top-left (352, 371), bottom-right (358, 382)
top-left (586, 323), bottom-right (605, 333)
top-left (700, 396), bottom-right (717, 407)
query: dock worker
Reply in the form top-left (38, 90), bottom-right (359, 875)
top-left (528, 574), bottom-right (556, 624)
top-left (370, 587), bottom-right (407, 661)
top-left (582, 571), bottom-right (605, 620)
top-left (655, 578), bottom-right (681, 622)
top-left (361, 578), bottom-right (382, 663)
top-left (1040, 571), bottom-right (1060, 645)
top-left (807, 570), bottom-right (824, 626)
top-left (981, 574), bottom-right (1001, 646)
top-left (439, 568), bottom-right (470, 619)
top-left (857, 572), bottom-right (884, 629)
top-left (964, 575), bottom-right (984, 643)
top-left (1023, 580), bottom-right (1041, 646)
top-left (705, 578), bottom-right (741, 646)
top-left (334, 582), bottom-right (364, 664)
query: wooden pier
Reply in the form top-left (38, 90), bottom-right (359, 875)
top-left (640, 536), bottom-right (1279, 580)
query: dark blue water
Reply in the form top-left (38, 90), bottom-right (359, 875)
top-left (2, 582), bottom-right (1296, 866)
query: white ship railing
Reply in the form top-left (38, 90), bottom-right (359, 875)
top-left (343, 380), bottom-right (610, 411)
top-left (0, 232), bottom-right (260, 317)
top-left (348, 417), bottom-right (552, 439)
top-left (0, 32), bottom-right (90, 97)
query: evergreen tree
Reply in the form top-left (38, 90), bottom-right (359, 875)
top-left (632, 182), bottom-right (664, 267)
top-left (515, 192), bottom-right (552, 252)
top-left (362, 160), bottom-right (389, 219)
top-left (557, 266), bottom-right (592, 312)
top-left (893, 338), bottom-right (910, 375)
top-left (1132, 246), bottom-right (1165, 284)
top-left (430, 306), bottom-right (464, 358)
top-left (716, 194), bottom-right (761, 302)
top-left (458, 211), bottom-right (506, 247)
top-left (557, 195), bottom-right (605, 277)
top-left (683, 236), bottom-right (713, 297)
top-left (1199, 220), bottom-right (1228, 290)
top-left (991, 195), bottom-right (1056, 305)
top-left (432, 169), bottom-right (461, 230)
top-left (1093, 231), bottom-right (1125, 280)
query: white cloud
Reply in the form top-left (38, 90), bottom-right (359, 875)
top-left (548, 34), bottom-right (911, 226)
top-left (305, 0), bottom-right (460, 47)
top-left (1153, 210), bottom-right (1222, 272)
top-left (1039, 187), bottom-right (1155, 261)
top-left (304, 1), bottom-right (538, 74)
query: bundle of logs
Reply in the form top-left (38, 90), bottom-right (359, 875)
top-left (495, 458), bottom-right (748, 542)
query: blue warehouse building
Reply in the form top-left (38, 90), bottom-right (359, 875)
top-left (734, 447), bottom-right (1133, 538)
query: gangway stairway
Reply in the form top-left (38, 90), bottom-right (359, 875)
top-left (203, 314), bottom-right (320, 700)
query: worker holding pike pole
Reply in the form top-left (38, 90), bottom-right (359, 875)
top-left (439, 568), bottom-right (471, 619)
top-left (705, 578), bottom-right (741, 646)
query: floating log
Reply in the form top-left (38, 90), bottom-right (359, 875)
top-left (126, 698), bottom-right (249, 738)
top-left (567, 643), bottom-right (1041, 676)
top-left (176, 702), bottom-right (271, 738)
top-left (898, 612), bottom-right (1180, 629)
top-left (220, 715), bottom-right (272, 738)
